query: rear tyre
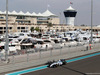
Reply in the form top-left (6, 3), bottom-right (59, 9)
top-left (53, 65), bottom-right (57, 68)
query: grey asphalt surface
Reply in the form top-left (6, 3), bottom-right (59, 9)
top-left (22, 55), bottom-right (100, 75)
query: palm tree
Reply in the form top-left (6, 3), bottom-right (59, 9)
top-left (47, 22), bottom-right (53, 31)
top-left (34, 27), bottom-right (40, 31)
top-left (30, 27), bottom-right (34, 32)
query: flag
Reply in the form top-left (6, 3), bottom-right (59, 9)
top-left (70, 2), bottom-right (73, 4)
top-left (47, 4), bottom-right (50, 7)
top-left (47, 4), bottom-right (50, 10)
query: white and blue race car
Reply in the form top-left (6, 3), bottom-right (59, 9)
top-left (46, 59), bottom-right (67, 68)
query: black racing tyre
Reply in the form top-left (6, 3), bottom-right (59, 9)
top-left (53, 65), bottom-right (57, 68)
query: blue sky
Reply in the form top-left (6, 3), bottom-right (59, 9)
top-left (0, 0), bottom-right (100, 26)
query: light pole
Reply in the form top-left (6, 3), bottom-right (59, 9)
top-left (90, 0), bottom-right (93, 44)
top-left (5, 0), bottom-right (9, 61)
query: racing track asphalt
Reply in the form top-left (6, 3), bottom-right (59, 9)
top-left (22, 55), bottom-right (100, 75)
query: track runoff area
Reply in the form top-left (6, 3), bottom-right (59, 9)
top-left (6, 52), bottom-right (100, 75)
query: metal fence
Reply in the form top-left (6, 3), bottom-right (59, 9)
top-left (0, 42), bottom-right (100, 66)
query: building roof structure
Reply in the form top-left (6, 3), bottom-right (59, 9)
top-left (42, 9), bottom-right (56, 17)
top-left (64, 6), bottom-right (77, 12)
top-left (0, 9), bottom-right (57, 17)
top-left (66, 6), bottom-right (75, 10)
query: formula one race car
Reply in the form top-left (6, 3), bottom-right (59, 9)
top-left (46, 59), bottom-right (67, 68)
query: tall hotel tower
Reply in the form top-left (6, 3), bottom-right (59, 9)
top-left (63, 6), bottom-right (77, 26)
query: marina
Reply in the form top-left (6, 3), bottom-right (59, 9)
top-left (0, 0), bottom-right (100, 75)
top-left (0, 29), bottom-right (100, 56)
